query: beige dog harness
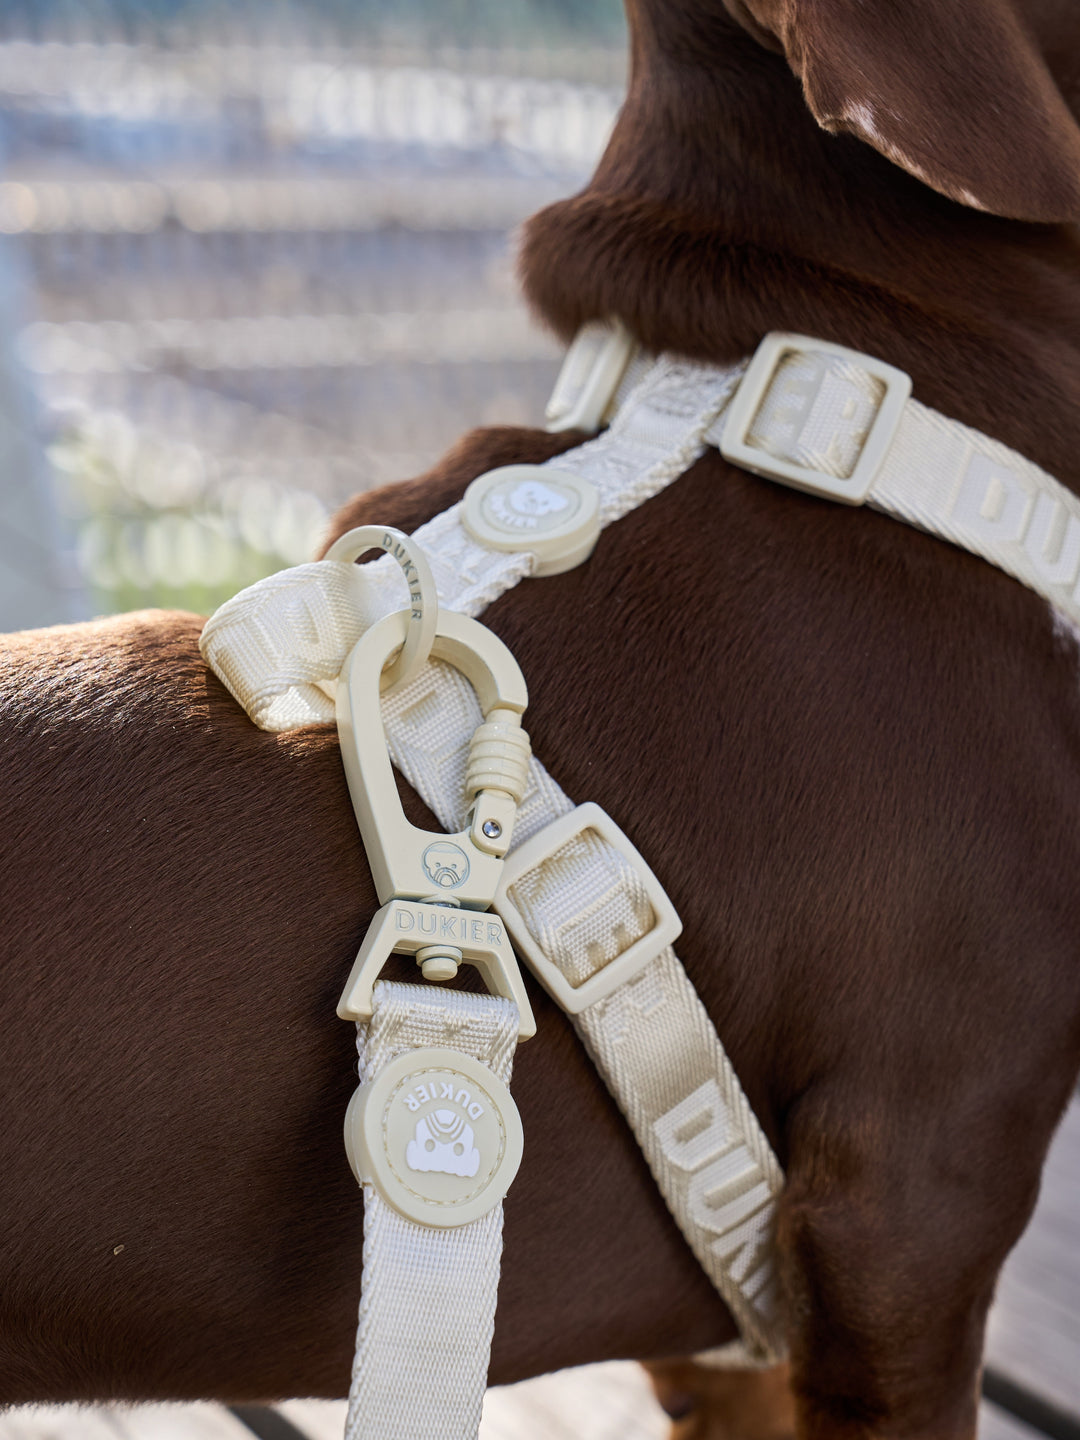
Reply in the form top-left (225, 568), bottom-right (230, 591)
top-left (201, 323), bottom-right (1080, 1439)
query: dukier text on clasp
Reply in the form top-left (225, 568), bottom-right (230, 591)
top-left (396, 907), bottom-right (506, 948)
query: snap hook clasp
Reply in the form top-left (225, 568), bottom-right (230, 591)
top-left (335, 606), bottom-right (536, 1039)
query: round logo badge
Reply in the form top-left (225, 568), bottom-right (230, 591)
top-left (345, 1049), bottom-right (524, 1227)
top-left (462, 464), bottom-right (601, 577)
top-left (421, 841), bottom-right (470, 890)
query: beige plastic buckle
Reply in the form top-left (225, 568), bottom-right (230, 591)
top-left (720, 332), bottom-right (912, 505)
top-left (545, 318), bottom-right (637, 434)
top-left (495, 802), bottom-right (682, 1014)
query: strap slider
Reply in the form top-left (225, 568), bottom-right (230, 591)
top-left (496, 802), bottom-right (682, 1014)
top-left (545, 318), bottom-right (637, 434)
top-left (720, 332), bottom-right (912, 504)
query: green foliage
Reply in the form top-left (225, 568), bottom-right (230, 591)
top-left (50, 408), bottom-right (327, 619)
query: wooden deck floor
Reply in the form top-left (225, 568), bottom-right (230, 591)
top-left (986, 1097), bottom-right (1080, 1422)
top-left (0, 1364), bottom-right (1050, 1440)
top-left (2, 1101), bottom-right (1075, 1440)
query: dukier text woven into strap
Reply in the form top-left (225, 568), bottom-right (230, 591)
top-left (381, 659), bottom-right (786, 1362)
top-left (347, 981), bottom-right (519, 1440)
top-left (873, 403), bottom-right (1080, 616)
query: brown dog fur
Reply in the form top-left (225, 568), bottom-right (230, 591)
top-left (645, 1360), bottom-right (797, 1440)
top-left (2, 2), bottom-right (1080, 1438)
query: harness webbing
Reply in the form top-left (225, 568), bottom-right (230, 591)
top-left (201, 327), bottom-right (1080, 1434)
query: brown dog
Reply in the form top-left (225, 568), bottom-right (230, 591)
top-left (2, 1), bottom-right (1079, 1438)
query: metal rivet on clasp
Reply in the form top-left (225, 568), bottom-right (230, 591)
top-left (416, 945), bottom-right (461, 982)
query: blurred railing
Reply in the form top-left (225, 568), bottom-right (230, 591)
top-left (0, 17), bottom-right (624, 621)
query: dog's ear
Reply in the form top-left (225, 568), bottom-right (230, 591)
top-left (723, 0), bottom-right (1080, 221)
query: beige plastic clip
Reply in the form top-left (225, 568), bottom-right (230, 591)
top-left (545, 318), bottom-right (636, 434)
top-left (336, 607), bottom-right (537, 1039)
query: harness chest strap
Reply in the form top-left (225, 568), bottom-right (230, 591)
top-left (378, 644), bottom-right (786, 1363)
top-left (200, 349), bottom-right (789, 1379)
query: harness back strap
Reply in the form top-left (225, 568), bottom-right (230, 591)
top-left (380, 640), bottom-right (785, 1359)
top-left (200, 356), bottom-right (745, 731)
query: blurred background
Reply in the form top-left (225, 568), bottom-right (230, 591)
top-left (0, 10), bottom-right (668, 1432)
top-left (0, 0), bottom-right (626, 630)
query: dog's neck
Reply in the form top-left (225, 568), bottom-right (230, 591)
top-left (519, 10), bottom-right (1080, 485)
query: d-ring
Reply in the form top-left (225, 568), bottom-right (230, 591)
top-left (325, 525), bottom-right (438, 691)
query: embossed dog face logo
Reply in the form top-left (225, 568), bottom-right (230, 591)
top-left (422, 841), bottom-right (470, 889)
top-left (379, 1063), bottom-right (519, 1224)
top-left (406, 1109), bottom-right (481, 1178)
top-left (507, 480), bottom-right (570, 518)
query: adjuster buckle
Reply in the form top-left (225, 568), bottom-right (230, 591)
top-left (495, 801), bottom-right (683, 1014)
top-left (719, 332), bottom-right (912, 505)
top-left (545, 318), bottom-right (637, 435)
